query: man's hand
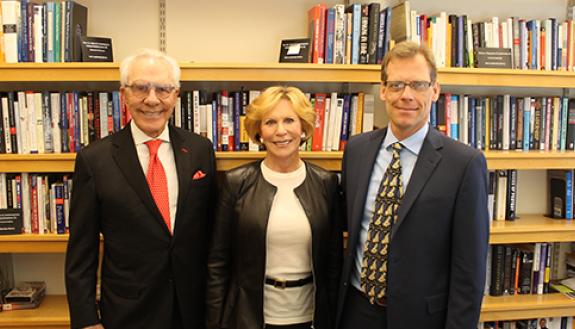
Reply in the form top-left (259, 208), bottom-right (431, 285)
top-left (82, 324), bottom-right (104, 329)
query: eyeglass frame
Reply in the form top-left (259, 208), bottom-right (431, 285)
top-left (123, 81), bottom-right (178, 100)
top-left (383, 80), bottom-right (435, 93)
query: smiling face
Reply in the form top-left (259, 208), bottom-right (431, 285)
top-left (121, 57), bottom-right (179, 138)
top-left (381, 53), bottom-right (440, 140)
top-left (260, 99), bottom-right (303, 172)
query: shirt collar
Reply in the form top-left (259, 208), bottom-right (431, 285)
top-left (383, 123), bottom-right (429, 155)
top-left (130, 120), bottom-right (171, 145)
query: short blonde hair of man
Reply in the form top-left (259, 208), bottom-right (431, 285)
top-left (244, 86), bottom-right (315, 145)
top-left (381, 41), bottom-right (437, 83)
top-left (119, 48), bottom-right (181, 88)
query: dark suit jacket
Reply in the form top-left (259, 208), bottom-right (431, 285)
top-left (336, 126), bottom-right (489, 329)
top-left (65, 124), bottom-right (217, 329)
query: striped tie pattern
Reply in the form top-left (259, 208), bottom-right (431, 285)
top-left (360, 142), bottom-right (404, 305)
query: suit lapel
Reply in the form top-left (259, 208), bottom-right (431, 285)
top-left (348, 129), bottom-right (386, 251)
top-left (112, 126), bottom-right (170, 234)
top-left (170, 126), bottom-right (193, 234)
top-left (392, 127), bottom-right (443, 238)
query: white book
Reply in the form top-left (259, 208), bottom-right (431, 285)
top-left (326, 92), bottom-right (338, 151)
top-left (47, 3), bottom-right (54, 62)
top-left (1, 97), bottom-right (11, 153)
top-left (0, 173), bottom-right (6, 209)
top-left (50, 93), bottom-right (61, 153)
top-left (484, 22), bottom-right (493, 48)
top-left (410, 10), bottom-right (418, 44)
top-left (80, 96), bottom-right (89, 147)
top-left (501, 21), bottom-right (508, 50)
top-left (99, 92), bottom-right (109, 138)
top-left (34, 93), bottom-right (44, 153)
top-left (2, 1), bottom-right (20, 63)
top-left (206, 103), bottom-right (213, 144)
top-left (33, 5), bottom-right (44, 63)
top-left (362, 94), bottom-right (374, 132)
top-left (491, 17), bottom-right (500, 48)
top-left (192, 90), bottom-right (201, 134)
top-left (460, 96), bottom-right (468, 145)
top-left (332, 98), bottom-right (344, 151)
top-left (21, 173), bottom-right (31, 234)
top-left (502, 95), bottom-right (510, 150)
top-left (322, 97), bottom-right (331, 151)
top-left (199, 104), bottom-right (207, 137)
top-left (349, 95), bottom-right (358, 137)
top-left (545, 19), bottom-right (553, 70)
top-left (17, 92), bottom-right (28, 154)
top-left (334, 4), bottom-right (345, 64)
top-left (174, 97), bottom-right (181, 128)
top-left (438, 12), bottom-right (447, 68)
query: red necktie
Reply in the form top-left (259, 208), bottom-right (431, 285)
top-left (145, 139), bottom-right (171, 233)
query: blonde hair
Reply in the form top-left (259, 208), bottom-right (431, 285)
top-left (381, 41), bottom-right (437, 83)
top-left (119, 48), bottom-right (181, 88)
top-left (244, 86), bottom-right (315, 145)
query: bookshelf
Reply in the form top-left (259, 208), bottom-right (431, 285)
top-left (0, 62), bottom-right (574, 326)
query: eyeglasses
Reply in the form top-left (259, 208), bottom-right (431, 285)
top-left (124, 81), bottom-right (177, 99)
top-left (384, 80), bottom-right (434, 93)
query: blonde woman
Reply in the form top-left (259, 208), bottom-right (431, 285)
top-left (207, 86), bottom-right (342, 329)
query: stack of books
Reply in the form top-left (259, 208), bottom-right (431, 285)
top-left (1, 281), bottom-right (46, 311)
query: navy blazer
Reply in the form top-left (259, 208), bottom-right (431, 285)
top-left (65, 124), bottom-right (217, 329)
top-left (336, 126), bottom-right (489, 329)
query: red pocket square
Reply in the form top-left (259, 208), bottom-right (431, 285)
top-left (192, 170), bottom-right (206, 180)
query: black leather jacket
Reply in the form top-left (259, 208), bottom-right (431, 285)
top-left (207, 160), bottom-right (343, 329)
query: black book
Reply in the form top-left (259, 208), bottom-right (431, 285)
top-left (448, 15), bottom-right (458, 67)
top-left (6, 92), bottom-right (17, 154)
top-left (490, 245), bottom-right (505, 296)
top-left (367, 3), bottom-right (380, 64)
top-left (502, 245), bottom-right (513, 294)
top-left (506, 169), bottom-right (517, 220)
top-left (510, 96), bottom-right (517, 150)
top-left (566, 99), bottom-right (575, 150)
top-left (518, 247), bottom-right (534, 294)
top-left (64, 1), bottom-right (88, 62)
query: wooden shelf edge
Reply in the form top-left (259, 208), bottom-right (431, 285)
top-left (480, 293), bottom-right (575, 322)
top-left (490, 215), bottom-right (575, 244)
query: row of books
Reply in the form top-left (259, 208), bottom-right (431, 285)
top-left (0, 0), bottom-right (88, 63)
top-left (0, 173), bottom-right (72, 235)
top-left (0, 89), bottom-right (375, 155)
top-left (488, 170), bottom-right (518, 222)
top-left (395, 1), bottom-right (575, 71)
top-left (307, 2), bottom-right (393, 65)
top-left (486, 242), bottom-right (573, 297)
top-left (478, 317), bottom-right (574, 329)
top-left (431, 94), bottom-right (575, 151)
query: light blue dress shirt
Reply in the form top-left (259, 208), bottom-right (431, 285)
top-left (351, 124), bottom-right (429, 291)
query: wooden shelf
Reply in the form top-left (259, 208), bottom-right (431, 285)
top-left (0, 295), bottom-right (69, 329)
top-left (0, 234), bottom-right (70, 253)
top-left (1, 293), bottom-right (573, 327)
top-left (0, 150), bottom-right (573, 172)
top-left (484, 150), bottom-right (575, 170)
top-left (1, 64), bottom-right (575, 87)
top-left (480, 293), bottom-right (575, 322)
top-left (490, 215), bottom-right (575, 244)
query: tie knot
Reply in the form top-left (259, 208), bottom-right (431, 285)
top-left (145, 139), bottom-right (163, 155)
top-left (390, 142), bottom-right (403, 152)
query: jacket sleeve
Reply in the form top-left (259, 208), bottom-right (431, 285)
top-left (446, 151), bottom-right (490, 329)
top-left (206, 173), bottom-right (236, 329)
top-left (65, 151), bottom-right (102, 329)
top-left (327, 173), bottom-right (344, 323)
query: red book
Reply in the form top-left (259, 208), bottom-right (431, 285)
top-left (312, 93), bottom-right (326, 151)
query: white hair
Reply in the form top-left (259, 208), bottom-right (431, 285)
top-left (119, 48), bottom-right (181, 87)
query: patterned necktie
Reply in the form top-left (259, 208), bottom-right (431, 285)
top-left (145, 139), bottom-right (171, 233)
top-left (361, 142), bottom-right (404, 305)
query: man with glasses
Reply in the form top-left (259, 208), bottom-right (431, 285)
top-left (336, 41), bottom-right (489, 329)
top-left (65, 49), bottom-right (217, 329)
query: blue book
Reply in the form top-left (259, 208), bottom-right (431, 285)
top-left (450, 95), bottom-right (459, 140)
top-left (325, 8), bottom-right (335, 64)
top-left (567, 170), bottom-right (573, 219)
top-left (430, 101), bottom-right (437, 127)
top-left (112, 91), bottom-right (121, 133)
top-left (523, 98), bottom-right (531, 151)
top-left (509, 96), bottom-right (517, 150)
top-left (457, 16), bottom-right (464, 68)
top-left (561, 97), bottom-right (568, 151)
top-left (55, 183), bottom-right (66, 234)
top-left (346, 4), bottom-right (361, 64)
top-left (74, 92), bottom-right (81, 152)
top-left (340, 94), bottom-right (352, 149)
top-left (233, 92), bottom-right (241, 151)
top-left (469, 97), bottom-right (476, 149)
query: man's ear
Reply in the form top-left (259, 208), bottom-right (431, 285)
top-left (431, 81), bottom-right (441, 102)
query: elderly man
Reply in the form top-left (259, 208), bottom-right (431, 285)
top-left (66, 49), bottom-right (217, 329)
